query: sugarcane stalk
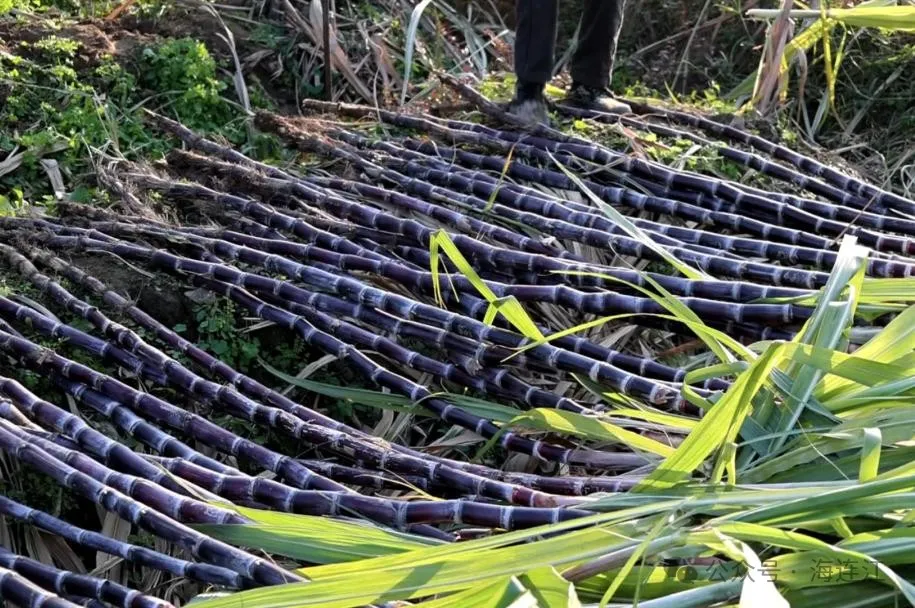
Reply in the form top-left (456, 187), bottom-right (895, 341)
top-left (0, 323), bottom-right (350, 492)
top-left (52, 219), bottom-right (741, 398)
top-left (0, 546), bottom-right (175, 608)
top-left (0, 495), bottom-right (250, 589)
top-left (144, 112), bottom-right (834, 297)
top-left (0, 327), bottom-right (465, 536)
top-left (341, 131), bottom-right (837, 253)
top-left (309, 173), bottom-right (748, 262)
top-left (4, 233), bottom-right (651, 481)
top-left (308, 146), bottom-right (915, 276)
top-left (10, 246), bottom-right (636, 500)
top-left (439, 74), bottom-right (915, 224)
top-left (0, 257), bottom-right (651, 476)
top-left (0, 420), bottom-right (300, 585)
top-left (180, 207), bottom-right (789, 343)
top-left (20, 231), bottom-right (694, 410)
top-left (17, 226), bottom-right (786, 418)
top-left (303, 99), bottom-right (881, 217)
top-left (254, 115), bottom-right (878, 287)
top-left (72, 217), bottom-right (812, 337)
top-left (147, 456), bottom-right (594, 530)
top-left (320, 98), bottom-right (915, 236)
top-left (305, 114), bottom-right (914, 260)
top-left (393, 133), bottom-right (915, 258)
top-left (123, 161), bottom-right (829, 303)
top-left (0, 417), bottom-right (245, 526)
top-left (601, 97), bottom-right (915, 215)
top-left (0, 377), bottom-right (189, 494)
top-left (0, 565), bottom-right (82, 608)
top-left (0, 306), bottom-right (573, 507)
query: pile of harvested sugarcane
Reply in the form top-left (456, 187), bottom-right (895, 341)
top-left (1, 84), bottom-right (915, 607)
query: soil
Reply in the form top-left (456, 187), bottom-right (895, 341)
top-left (70, 254), bottom-right (193, 330)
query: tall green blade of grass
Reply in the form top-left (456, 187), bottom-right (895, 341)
top-left (743, 236), bottom-right (868, 465)
top-left (400, 0), bottom-right (435, 106)
top-left (633, 344), bottom-right (783, 492)
top-left (194, 506), bottom-right (439, 564)
top-left (547, 152), bottom-right (710, 282)
top-left (429, 230), bottom-right (544, 340)
top-left (261, 359), bottom-right (524, 422)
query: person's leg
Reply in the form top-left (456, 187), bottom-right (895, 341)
top-left (565, 0), bottom-right (631, 114)
top-left (509, 0), bottom-right (559, 125)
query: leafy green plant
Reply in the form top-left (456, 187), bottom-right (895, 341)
top-left (138, 38), bottom-right (234, 129)
top-left (738, 0), bottom-right (914, 122)
top-left (187, 299), bottom-right (261, 372)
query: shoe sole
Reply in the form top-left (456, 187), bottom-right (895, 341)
top-left (558, 99), bottom-right (631, 115)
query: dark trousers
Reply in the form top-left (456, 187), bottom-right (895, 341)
top-left (514, 0), bottom-right (624, 89)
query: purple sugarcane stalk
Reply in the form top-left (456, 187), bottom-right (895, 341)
top-left (379, 101), bottom-right (915, 237)
top-left (294, 103), bottom-right (910, 262)
top-left (0, 325), bottom-right (361, 493)
top-left (0, 420), bottom-right (299, 585)
top-left (266, 108), bottom-right (841, 255)
top-left (0, 495), bottom-right (249, 589)
top-left (309, 119), bottom-right (838, 254)
top-left (0, 565), bottom-right (82, 608)
top-left (252, 114), bottom-right (843, 289)
top-left (358, 128), bottom-right (908, 260)
top-left (0, 326), bottom-right (459, 539)
top-left (248, 286), bottom-right (717, 413)
top-left (13, 246), bottom-right (622, 501)
top-left (438, 75), bottom-right (915, 222)
top-left (0, 418), bottom-right (246, 527)
top-left (0, 307), bottom-right (569, 507)
top-left (148, 456), bottom-right (594, 530)
top-left (607, 97), bottom-right (915, 215)
top-left (0, 284), bottom-right (642, 525)
top-left (0, 238), bottom-right (646, 477)
top-left (304, 98), bottom-right (907, 223)
top-left (21, 232), bottom-right (693, 412)
top-left (393, 134), bottom-right (915, 259)
top-left (98, 214), bottom-right (815, 327)
top-left (145, 112), bottom-right (824, 299)
top-left (309, 173), bottom-right (747, 262)
top-left (0, 377), bottom-right (189, 495)
top-left (54, 217), bottom-right (771, 391)
top-left (321, 150), bottom-right (915, 278)
top-left (118, 167), bottom-right (819, 316)
top-left (0, 546), bottom-right (175, 608)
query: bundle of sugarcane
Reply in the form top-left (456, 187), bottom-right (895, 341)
top-left (1, 82), bottom-right (914, 608)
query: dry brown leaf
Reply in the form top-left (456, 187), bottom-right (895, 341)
top-left (97, 510), bottom-right (132, 582)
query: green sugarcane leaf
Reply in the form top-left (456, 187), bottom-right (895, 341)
top-left (429, 229), bottom-right (544, 341)
top-left (194, 507), bottom-right (437, 564)
top-left (816, 304), bottom-right (915, 400)
top-left (859, 428), bottom-right (882, 483)
top-left (400, 0), bottom-right (435, 105)
top-left (519, 567), bottom-right (583, 608)
top-left (261, 359), bottom-right (522, 422)
top-left (501, 409), bottom-right (674, 458)
top-left (187, 518), bottom-right (654, 608)
top-left (635, 343), bottom-right (783, 492)
top-left (546, 152), bottom-right (710, 282)
top-left (411, 577), bottom-right (534, 607)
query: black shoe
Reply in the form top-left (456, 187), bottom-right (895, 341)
top-left (563, 84), bottom-right (631, 115)
top-left (506, 81), bottom-right (550, 127)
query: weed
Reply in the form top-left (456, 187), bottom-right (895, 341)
top-left (185, 299), bottom-right (261, 373)
top-left (138, 38), bottom-right (233, 129)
